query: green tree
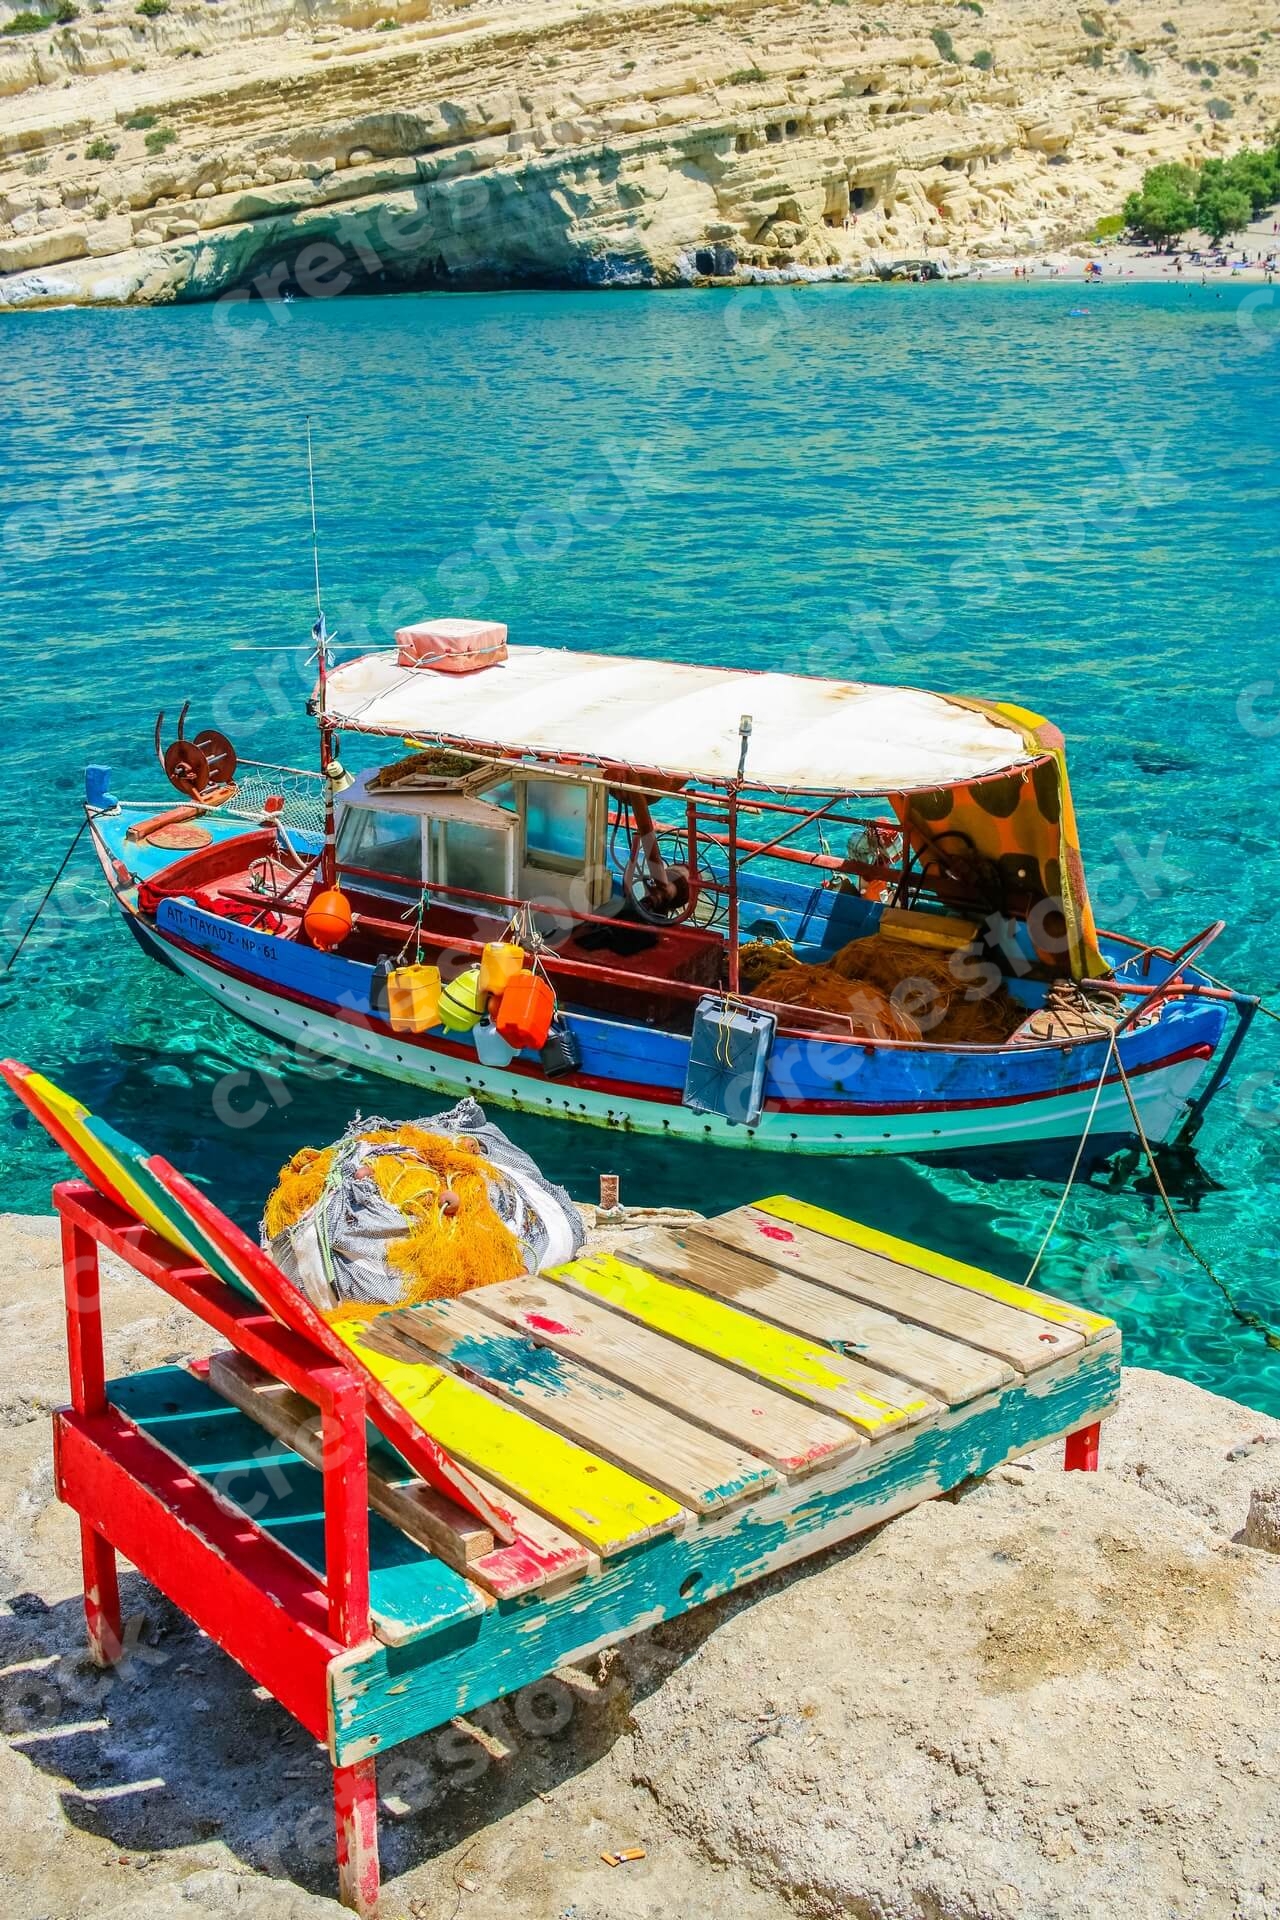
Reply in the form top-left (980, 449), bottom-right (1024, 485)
top-left (1195, 179), bottom-right (1251, 243)
top-left (1222, 147), bottom-right (1280, 210)
top-left (1123, 162), bottom-right (1197, 248)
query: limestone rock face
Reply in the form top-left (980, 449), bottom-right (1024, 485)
top-left (0, 0), bottom-right (1275, 305)
top-left (627, 1365), bottom-right (1280, 1920)
top-left (1244, 1485), bottom-right (1280, 1552)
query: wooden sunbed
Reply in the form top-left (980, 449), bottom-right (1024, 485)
top-left (1, 1058), bottom-right (1119, 1915)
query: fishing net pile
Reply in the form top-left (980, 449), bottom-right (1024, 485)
top-left (262, 1098), bottom-right (584, 1317)
top-left (740, 933), bottom-right (1026, 1045)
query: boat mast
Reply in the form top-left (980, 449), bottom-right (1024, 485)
top-left (727, 714), bottom-right (752, 995)
top-left (306, 421), bottom-right (338, 888)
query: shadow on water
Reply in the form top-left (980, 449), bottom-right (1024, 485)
top-left (928, 1132), bottom-right (1226, 1212)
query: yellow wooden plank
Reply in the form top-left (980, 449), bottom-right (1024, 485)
top-left (471, 1277), bottom-right (863, 1477)
top-left (552, 1254), bottom-right (937, 1436)
top-left (754, 1196), bottom-right (1115, 1341)
top-left (363, 1300), bottom-right (778, 1517)
top-left (628, 1226), bottom-right (1013, 1407)
top-left (26, 1073), bottom-right (201, 1258)
top-left (330, 1319), bottom-right (685, 1557)
top-left (695, 1208), bottom-right (1083, 1375)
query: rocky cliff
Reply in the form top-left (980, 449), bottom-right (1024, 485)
top-left (1, 0), bottom-right (1276, 307)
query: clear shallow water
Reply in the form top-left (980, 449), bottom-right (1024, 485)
top-left (3, 280), bottom-right (1280, 1411)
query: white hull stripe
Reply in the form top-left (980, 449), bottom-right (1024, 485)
top-left (166, 937), bottom-right (1206, 1156)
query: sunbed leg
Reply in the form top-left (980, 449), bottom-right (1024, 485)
top-left (334, 1757), bottom-right (380, 1915)
top-left (58, 1206), bottom-right (124, 1664)
top-left (79, 1519), bottom-right (123, 1666)
top-left (59, 1206), bottom-right (107, 1417)
top-left (1064, 1421), bottom-right (1100, 1472)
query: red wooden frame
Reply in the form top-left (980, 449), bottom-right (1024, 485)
top-left (53, 1180), bottom-right (383, 1914)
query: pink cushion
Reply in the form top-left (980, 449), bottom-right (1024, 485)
top-left (395, 619), bottom-right (508, 674)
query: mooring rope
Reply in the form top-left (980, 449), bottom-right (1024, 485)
top-left (1021, 1030), bottom-right (1280, 1349)
top-left (3, 817), bottom-right (91, 973)
top-left (1111, 1047), bottom-right (1280, 1352)
top-left (1021, 1028), bottom-right (1117, 1287)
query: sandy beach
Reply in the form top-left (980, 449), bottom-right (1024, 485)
top-left (965, 209), bottom-right (1280, 283)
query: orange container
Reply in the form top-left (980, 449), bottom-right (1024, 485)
top-left (386, 964), bottom-right (442, 1033)
top-left (493, 970), bottom-right (555, 1051)
top-left (479, 941), bottom-right (526, 997)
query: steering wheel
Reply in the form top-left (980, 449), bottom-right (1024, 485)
top-left (623, 828), bottom-right (724, 927)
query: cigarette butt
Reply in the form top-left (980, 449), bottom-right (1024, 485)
top-left (601, 1847), bottom-right (647, 1865)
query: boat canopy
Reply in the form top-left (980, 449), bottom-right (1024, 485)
top-left (323, 646), bottom-right (1037, 795)
top-left (322, 645), bottom-right (1106, 978)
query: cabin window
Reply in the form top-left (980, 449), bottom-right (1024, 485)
top-left (429, 816), bottom-right (515, 902)
top-left (336, 806), bottom-right (422, 883)
top-left (525, 780), bottom-right (589, 871)
top-left (484, 778), bottom-right (518, 816)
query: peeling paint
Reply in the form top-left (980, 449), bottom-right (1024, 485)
top-left (327, 1338), bottom-right (1120, 1763)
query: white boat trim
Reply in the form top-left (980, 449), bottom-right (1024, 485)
top-left (161, 931), bottom-right (1208, 1156)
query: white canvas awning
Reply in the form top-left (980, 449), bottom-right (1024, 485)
top-left (322, 645), bottom-right (1038, 794)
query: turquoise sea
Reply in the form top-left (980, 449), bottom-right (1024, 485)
top-left (2, 280), bottom-right (1280, 1412)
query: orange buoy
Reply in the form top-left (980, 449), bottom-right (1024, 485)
top-left (304, 886), bottom-right (353, 951)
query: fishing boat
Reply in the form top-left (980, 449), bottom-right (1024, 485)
top-left (83, 619), bottom-right (1256, 1159)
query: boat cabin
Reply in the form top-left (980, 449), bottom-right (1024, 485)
top-left (330, 755), bottom-right (726, 1029)
top-left (334, 762), bottom-right (610, 915)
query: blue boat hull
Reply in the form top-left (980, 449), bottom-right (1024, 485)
top-left (89, 803), bottom-right (1230, 1156)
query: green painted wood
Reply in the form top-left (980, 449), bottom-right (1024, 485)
top-left (108, 1367), bottom-right (483, 1641)
top-left (328, 1335), bottom-right (1122, 1762)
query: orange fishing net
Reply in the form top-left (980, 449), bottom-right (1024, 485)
top-left (753, 964), bottom-right (922, 1041)
top-left (264, 1123), bottom-right (525, 1319)
top-left (741, 934), bottom-right (1026, 1045)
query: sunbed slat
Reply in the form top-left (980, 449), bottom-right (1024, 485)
top-left (362, 1299), bottom-right (777, 1517)
top-left (693, 1207), bottom-right (1085, 1372)
top-left (468, 1278), bottom-right (863, 1476)
top-left (754, 1196), bottom-right (1115, 1341)
top-left (552, 1253), bottom-right (938, 1435)
top-left (330, 1319), bottom-right (687, 1557)
top-left (627, 1226), bottom-right (1012, 1406)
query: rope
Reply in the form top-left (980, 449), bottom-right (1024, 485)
top-left (1022, 1028), bottom-right (1116, 1287)
top-left (1112, 1048), bottom-right (1280, 1352)
top-left (3, 817), bottom-right (91, 972)
top-left (1022, 1028), bottom-right (1280, 1350)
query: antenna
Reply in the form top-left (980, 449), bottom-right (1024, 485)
top-left (306, 416), bottom-right (324, 631)
top-left (304, 420), bottom-right (343, 886)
